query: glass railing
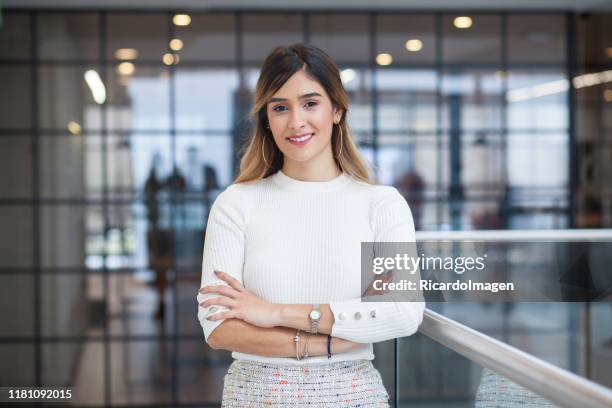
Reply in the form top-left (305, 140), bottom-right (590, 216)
top-left (378, 229), bottom-right (612, 408)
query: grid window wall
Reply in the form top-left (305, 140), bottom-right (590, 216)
top-left (1, 8), bottom-right (610, 407)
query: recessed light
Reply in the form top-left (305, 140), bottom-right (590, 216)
top-left (376, 53), bottom-right (393, 66)
top-left (453, 16), bottom-right (472, 29)
top-left (405, 39), bottom-right (423, 52)
top-left (170, 38), bottom-right (184, 51)
top-left (116, 62), bottom-right (135, 76)
top-left (173, 14), bottom-right (191, 27)
top-left (67, 121), bottom-right (82, 135)
top-left (114, 48), bottom-right (138, 60)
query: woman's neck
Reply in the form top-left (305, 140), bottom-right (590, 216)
top-left (281, 151), bottom-right (341, 182)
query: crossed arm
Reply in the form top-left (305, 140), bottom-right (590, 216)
top-left (200, 270), bottom-right (363, 356)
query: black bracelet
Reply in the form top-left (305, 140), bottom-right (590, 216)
top-left (327, 334), bottom-right (332, 359)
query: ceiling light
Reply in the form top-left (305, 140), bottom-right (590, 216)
top-left (453, 16), bottom-right (473, 29)
top-left (340, 68), bottom-right (356, 84)
top-left (173, 14), bottom-right (191, 26)
top-left (114, 48), bottom-right (138, 60)
top-left (170, 38), bottom-right (183, 51)
top-left (116, 62), bottom-right (135, 76)
top-left (405, 39), bottom-right (423, 52)
top-left (162, 53), bottom-right (180, 65)
top-left (84, 69), bottom-right (106, 104)
top-left (67, 121), bottom-right (82, 135)
top-left (376, 53), bottom-right (393, 66)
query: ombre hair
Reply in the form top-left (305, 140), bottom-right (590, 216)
top-left (234, 44), bottom-right (373, 184)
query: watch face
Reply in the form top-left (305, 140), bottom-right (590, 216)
top-left (310, 310), bottom-right (321, 320)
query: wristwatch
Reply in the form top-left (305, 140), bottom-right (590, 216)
top-left (309, 303), bottom-right (321, 335)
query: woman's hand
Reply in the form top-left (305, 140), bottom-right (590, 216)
top-left (199, 270), bottom-right (282, 328)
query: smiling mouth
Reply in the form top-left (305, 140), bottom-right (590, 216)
top-left (287, 133), bottom-right (314, 143)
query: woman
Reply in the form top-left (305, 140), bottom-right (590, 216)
top-left (197, 44), bottom-right (424, 407)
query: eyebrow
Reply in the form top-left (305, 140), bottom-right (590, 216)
top-left (269, 92), bottom-right (322, 103)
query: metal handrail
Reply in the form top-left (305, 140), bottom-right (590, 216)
top-left (416, 228), bottom-right (612, 241)
top-left (418, 309), bottom-right (612, 408)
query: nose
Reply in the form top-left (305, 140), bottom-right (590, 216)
top-left (287, 109), bottom-right (306, 130)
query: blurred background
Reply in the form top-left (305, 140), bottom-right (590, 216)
top-left (0, 0), bottom-right (611, 407)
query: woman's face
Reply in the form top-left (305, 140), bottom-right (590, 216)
top-left (266, 69), bottom-right (341, 166)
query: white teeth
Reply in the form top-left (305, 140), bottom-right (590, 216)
top-left (289, 134), bottom-right (313, 142)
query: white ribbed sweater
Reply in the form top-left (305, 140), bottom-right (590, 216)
top-left (197, 170), bottom-right (425, 365)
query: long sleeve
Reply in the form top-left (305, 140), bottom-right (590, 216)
top-left (196, 186), bottom-right (249, 343)
top-left (329, 187), bottom-right (425, 343)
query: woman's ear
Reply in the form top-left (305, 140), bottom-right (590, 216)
top-left (333, 107), bottom-right (344, 124)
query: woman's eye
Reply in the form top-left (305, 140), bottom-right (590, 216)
top-left (272, 101), bottom-right (317, 112)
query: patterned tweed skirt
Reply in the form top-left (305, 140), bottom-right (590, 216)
top-left (222, 359), bottom-right (390, 407)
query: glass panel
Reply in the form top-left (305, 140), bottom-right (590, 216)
top-left (0, 137), bottom-right (33, 199)
top-left (0, 345), bottom-right (35, 386)
top-left (107, 13), bottom-right (168, 61)
top-left (442, 14), bottom-right (501, 64)
top-left (345, 68), bottom-right (374, 136)
top-left (174, 13), bottom-right (236, 62)
top-left (242, 14), bottom-right (303, 63)
top-left (310, 14), bottom-right (369, 63)
top-left (398, 330), bottom-right (560, 407)
top-left (106, 66), bottom-right (170, 131)
top-left (43, 342), bottom-right (104, 405)
top-left (110, 340), bottom-right (173, 405)
top-left (507, 69), bottom-right (568, 131)
top-left (0, 274), bottom-right (34, 338)
top-left (81, 203), bottom-right (147, 271)
top-left (41, 273), bottom-right (92, 338)
top-left (178, 274), bottom-right (206, 335)
top-left (0, 12), bottom-right (31, 59)
top-left (175, 68), bottom-right (239, 131)
top-left (38, 13), bottom-right (100, 60)
top-left (461, 133), bottom-right (504, 193)
top-left (421, 202), bottom-right (450, 231)
top-left (508, 133), bottom-right (569, 188)
top-left (0, 206), bottom-right (33, 268)
top-left (590, 302), bottom-right (612, 388)
top-left (108, 273), bottom-right (175, 336)
top-left (508, 15), bottom-right (565, 63)
top-left (39, 65), bottom-right (102, 131)
top-left (176, 135), bottom-right (233, 190)
top-left (177, 340), bottom-right (231, 405)
top-left (40, 205), bottom-right (87, 268)
top-left (576, 13), bottom-right (612, 66)
top-left (377, 14), bottom-right (436, 64)
top-left (376, 69), bottom-right (437, 133)
top-left (39, 135), bottom-right (86, 199)
top-left (441, 69), bottom-right (503, 132)
top-left (0, 65), bottom-right (32, 129)
top-left (111, 134), bottom-right (172, 196)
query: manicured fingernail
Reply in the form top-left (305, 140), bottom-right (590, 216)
top-left (199, 302), bottom-right (206, 307)
top-left (214, 270), bottom-right (221, 276)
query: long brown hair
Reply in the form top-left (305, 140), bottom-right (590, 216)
top-left (234, 44), bottom-right (373, 184)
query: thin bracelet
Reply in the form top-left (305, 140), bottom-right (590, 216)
top-left (302, 332), bottom-right (311, 358)
top-left (327, 335), bottom-right (332, 359)
top-left (294, 330), bottom-right (301, 360)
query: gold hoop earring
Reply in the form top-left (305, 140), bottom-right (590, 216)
top-left (336, 124), bottom-right (343, 158)
top-left (261, 135), bottom-right (269, 167)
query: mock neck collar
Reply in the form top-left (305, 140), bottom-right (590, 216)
top-left (270, 169), bottom-right (351, 192)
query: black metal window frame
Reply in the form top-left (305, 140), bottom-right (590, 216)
top-left (0, 8), bottom-right (577, 408)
